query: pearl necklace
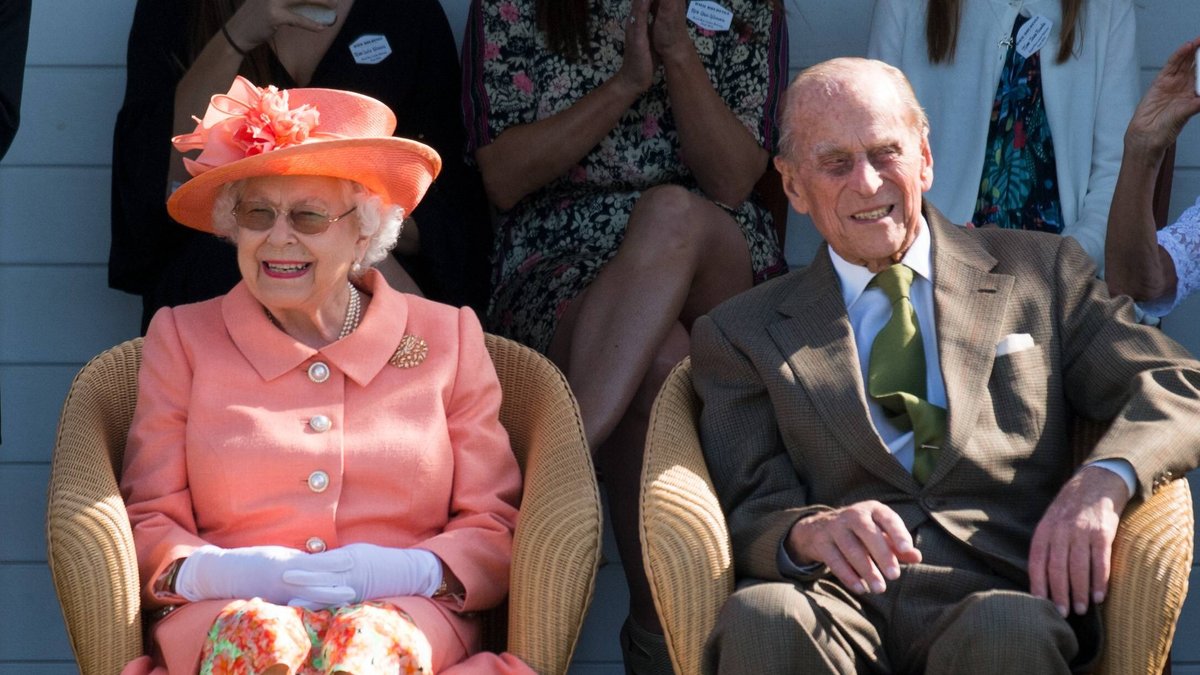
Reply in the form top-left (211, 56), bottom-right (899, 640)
top-left (264, 281), bottom-right (363, 341)
top-left (338, 282), bottom-right (362, 340)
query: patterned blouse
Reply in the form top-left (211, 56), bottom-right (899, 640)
top-left (972, 13), bottom-right (1063, 233)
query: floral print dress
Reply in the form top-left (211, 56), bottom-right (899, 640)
top-left (200, 600), bottom-right (431, 674)
top-left (462, 0), bottom-right (787, 352)
top-left (972, 13), bottom-right (1063, 233)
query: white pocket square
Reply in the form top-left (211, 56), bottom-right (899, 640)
top-left (995, 333), bottom-right (1035, 356)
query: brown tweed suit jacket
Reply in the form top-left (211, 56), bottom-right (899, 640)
top-left (692, 204), bottom-right (1200, 590)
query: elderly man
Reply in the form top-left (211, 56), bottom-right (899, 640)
top-left (692, 57), bottom-right (1200, 674)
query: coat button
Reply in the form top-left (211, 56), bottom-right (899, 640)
top-left (309, 415), bottom-right (332, 433)
top-left (308, 470), bottom-right (330, 493)
top-left (305, 536), bottom-right (327, 553)
top-left (307, 362), bottom-right (330, 383)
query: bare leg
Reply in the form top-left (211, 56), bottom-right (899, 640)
top-left (548, 186), bottom-right (755, 643)
top-left (550, 185), bottom-right (754, 450)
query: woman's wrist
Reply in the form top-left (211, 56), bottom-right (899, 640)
top-left (1123, 127), bottom-right (1173, 165)
top-left (657, 41), bottom-right (701, 73)
top-left (608, 69), bottom-right (650, 102)
top-left (154, 557), bottom-right (187, 595)
top-left (220, 23), bottom-right (250, 57)
top-left (433, 560), bottom-right (464, 598)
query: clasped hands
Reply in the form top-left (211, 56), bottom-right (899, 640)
top-left (617, 0), bottom-right (697, 93)
top-left (786, 466), bottom-right (1130, 617)
top-left (176, 542), bottom-right (443, 609)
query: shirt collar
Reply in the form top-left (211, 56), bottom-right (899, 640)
top-left (829, 216), bottom-right (934, 309)
top-left (223, 269), bottom-right (409, 386)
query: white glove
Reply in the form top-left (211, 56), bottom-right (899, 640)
top-left (174, 544), bottom-right (353, 605)
top-left (282, 543), bottom-right (443, 608)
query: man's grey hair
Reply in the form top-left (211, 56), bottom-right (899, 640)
top-left (776, 57), bottom-right (930, 161)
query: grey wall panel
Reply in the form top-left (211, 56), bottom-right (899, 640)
top-left (0, 465), bottom-right (50, 562)
top-left (0, 565), bottom-right (73, 661)
top-left (0, 267), bottom-right (141, 363)
top-left (0, 365), bottom-right (85, 463)
top-left (0, 167), bottom-right (112, 264)
top-left (2, 68), bottom-right (126, 167)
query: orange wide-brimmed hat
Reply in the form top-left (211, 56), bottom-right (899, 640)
top-left (167, 76), bottom-right (441, 232)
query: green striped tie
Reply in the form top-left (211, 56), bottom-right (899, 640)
top-left (867, 264), bottom-right (945, 484)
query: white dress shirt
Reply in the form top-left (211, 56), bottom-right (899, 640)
top-left (829, 217), bottom-right (944, 472)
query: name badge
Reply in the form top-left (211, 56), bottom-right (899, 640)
top-left (350, 34), bottom-right (392, 65)
top-left (687, 0), bottom-right (733, 31)
top-left (1016, 16), bottom-right (1052, 59)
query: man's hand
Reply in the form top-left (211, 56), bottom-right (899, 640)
top-left (785, 500), bottom-right (922, 594)
top-left (1029, 465), bottom-right (1131, 617)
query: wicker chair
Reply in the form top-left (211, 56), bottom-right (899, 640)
top-left (640, 358), bottom-right (1195, 675)
top-left (46, 334), bottom-right (601, 675)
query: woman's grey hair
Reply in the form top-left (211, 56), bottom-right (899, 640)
top-left (211, 178), bottom-right (406, 278)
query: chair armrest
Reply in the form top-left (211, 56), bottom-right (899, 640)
top-left (487, 334), bottom-right (603, 675)
top-left (641, 358), bottom-right (735, 675)
top-left (1096, 477), bottom-right (1194, 675)
top-left (45, 340), bottom-right (145, 675)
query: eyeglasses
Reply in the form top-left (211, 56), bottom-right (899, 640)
top-left (232, 203), bottom-right (357, 235)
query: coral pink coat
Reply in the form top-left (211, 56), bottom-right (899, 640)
top-left (120, 271), bottom-right (528, 674)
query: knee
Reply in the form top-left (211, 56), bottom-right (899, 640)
top-left (927, 591), bottom-right (1076, 673)
top-left (709, 584), bottom-right (798, 654)
top-left (202, 599), bottom-right (308, 668)
top-left (705, 583), bottom-right (829, 674)
top-left (627, 185), bottom-right (704, 254)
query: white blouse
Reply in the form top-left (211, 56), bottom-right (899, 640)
top-left (1141, 194), bottom-right (1200, 318)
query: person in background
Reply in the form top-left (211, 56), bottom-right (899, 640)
top-left (0, 0), bottom-right (32, 447)
top-left (462, 0), bottom-right (787, 670)
top-left (0, 0), bottom-right (31, 158)
top-left (111, 0), bottom-right (492, 333)
top-left (693, 57), bottom-right (1200, 674)
top-left (1106, 36), bottom-right (1200, 319)
top-left (869, 0), bottom-right (1138, 273)
top-left (120, 78), bottom-right (531, 675)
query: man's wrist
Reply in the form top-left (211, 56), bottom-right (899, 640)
top-left (1084, 459), bottom-right (1137, 499)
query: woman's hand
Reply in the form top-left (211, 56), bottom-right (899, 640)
top-left (1106, 36), bottom-right (1198, 303)
top-left (1125, 36), bottom-right (1200, 158)
top-left (650, 0), bottom-right (696, 65)
top-left (223, 0), bottom-right (338, 53)
top-left (615, 0), bottom-right (657, 95)
top-left (174, 544), bottom-right (353, 605)
top-left (283, 543), bottom-right (444, 608)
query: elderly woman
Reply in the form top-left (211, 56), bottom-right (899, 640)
top-left (1106, 36), bottom-right (1200, 318)
top-left (119, 77), bottom-right (531, 675)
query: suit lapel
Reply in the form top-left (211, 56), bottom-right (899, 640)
top-left (769, 249), bottom-right (919, 490)
top-left (925, 206), bottom-right (1014, 485)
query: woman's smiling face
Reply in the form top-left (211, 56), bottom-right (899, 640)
top-left (232, 175), bottom-right (367, 319)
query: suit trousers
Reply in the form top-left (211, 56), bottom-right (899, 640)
top-left (704, 522), bottom-right (1083, 674)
